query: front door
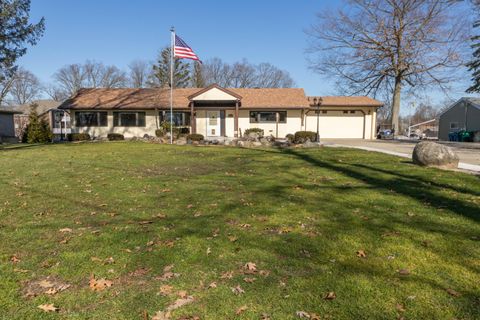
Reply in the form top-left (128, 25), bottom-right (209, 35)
top-left (207, 111), bottom-right (221, 137)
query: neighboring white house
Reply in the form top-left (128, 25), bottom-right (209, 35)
top-left (58, 84), bottom-right (383, 140)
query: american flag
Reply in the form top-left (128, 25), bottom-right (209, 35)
top-left (174, 35), bottom-right (201, 62)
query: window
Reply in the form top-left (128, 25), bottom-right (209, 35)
top-left (450, 122), bottom-right (459, 129)
top-left (249, 111), bottom-right (287, 123)
top-left (350, 110), bottom-right (356, 114)
top-left (113, 112), bottom-right (146, 127)
top-left (75, 112), bottom-right (107, 127)
top-left (322, 110), bottom-right (327, 114)
top-left (343, 110), bottom-right (349, 114)
top-left (160, 111), bottom-right (191, 126)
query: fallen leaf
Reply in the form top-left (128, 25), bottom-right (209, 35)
top-left (44, 287), bottom-right (58, 295)
top-left (177, 290), bottom-right (188, 298)
top-left (139, 220), bottom-right (153, 225)
top-left (152, 311), bottom-right (171, 320)
top-left (259, 270), bottom-right (270, 277)
top-left (324, 291), bottom-right (336, 300)
top-left (166, 296), bottom-right (194, 311)
top-left (59, 228), bottom-right (72, 233)
top-left (208, 282), bottom-right (217, 289)
top-left (228, 235), bottom-right (238, 242)
top-left (260, 313), bottom-right (271, 320)
top-left (356, 250), bottom-right (367, 258)
top-left (296, 311), bottom-right (310, 318)
top-left (221, 271), bottom-right (234, 279)
top-left (207, 247), bottom-right (211, 255)
top-left (398, 269), bottom-right (410, 276)
top-left (396, 303), bottom-right (406, 312)
top-left (159, 285), bottom-right (174, 296)
top-left (38, 304), bottom-right (59, 312)
top-left (89, 274), bottom-right (113, 291)
top-left (10, 255), bottom-right (21, 263)
top-left (446, 288), bottom-right (461, 297)
top-left (231, 285), bottom-right (245, 295)
top-left (243, 277), bottom-right (256, 283)
top-left (244, 262), bottom-right (257, 272)
top-left (236, 305), bottom-right (248, 315)
top-left (104, 257), bottom-right (115, 264)
top-left (38, 280), bottom-right (54, 288)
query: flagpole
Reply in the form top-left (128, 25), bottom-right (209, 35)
top-left (170, 27), bottom-right (175, 144)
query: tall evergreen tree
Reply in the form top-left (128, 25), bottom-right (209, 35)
top-left (191, 61), bottom-right (205, 88)
top-left (0, 0), bottom-right (45, 106)
top-left (467, 19), bottom-right (480, 93)
top-left (149, 47), bottom-right (191, 88)
top-left (22, 104), bottom-right (52, 143)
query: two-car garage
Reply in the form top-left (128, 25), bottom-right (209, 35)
top-left (305, 96), bottom-right (382, 139)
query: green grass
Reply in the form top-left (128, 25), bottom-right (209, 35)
top-left (0, 142), bottom-right (479, 319)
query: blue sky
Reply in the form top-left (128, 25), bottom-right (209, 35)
top-left (21, 0), bottom-right (340, 96)
top-left (20, 0), bottom-right (473, 108)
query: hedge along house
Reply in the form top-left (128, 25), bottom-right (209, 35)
top-left (58, 84), bottom-right (382, 140)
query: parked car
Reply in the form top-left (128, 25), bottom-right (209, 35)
top-left (377, 129), bottom-right (393, 139)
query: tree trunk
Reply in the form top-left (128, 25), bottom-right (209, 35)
top-left (391, 77), bottom-right (402, 133)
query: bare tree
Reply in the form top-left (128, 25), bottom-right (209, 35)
top-left (306, 0), bottom-right (469, 131)
top-left (0, 76), bottom-right (15, 106)
top-left (201, 58), bottom-right (295, 88)
top-left (8, 68), bottom-right (42, 105)
top-left (44, 84), bottom-right (69, 102)
top-left (53, 61), bottom-right (127, 97)
top-left (53, 63), bottom-right (85, 97)
top-left (128, 60), bottom-right (151, 88)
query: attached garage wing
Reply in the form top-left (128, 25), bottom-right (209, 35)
top-left (306, 110), bottom-right (365, 139)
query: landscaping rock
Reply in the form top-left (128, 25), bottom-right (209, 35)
top-left (412, 141), bottom-right (459, 169)
top-left (237, 140), bottom-right (253, 148)
top-left (252, 141), bottom-right (262, 147)
top-left (247, 132), bottom-right (260, 141)
top-left (273, 139), bottom-right (291, 148)
top-left (176, 138), bottom-right (187, 145)
top-left (302, 139), bottom-right (320, 148)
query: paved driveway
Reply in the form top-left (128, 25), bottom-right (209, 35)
top-left (323, 139), bottom-right (480, 172)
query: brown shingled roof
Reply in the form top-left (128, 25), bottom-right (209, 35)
top-left (308, 96), bottom-right (383, 107)
top-left (58, 87), bottom-right (311, 110)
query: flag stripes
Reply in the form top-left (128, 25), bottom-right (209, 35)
top-left (174, 35), bottom-right (201, 62)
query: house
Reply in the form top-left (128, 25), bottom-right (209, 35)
top-left (58, 84), bottom-right (383, 140)
top-left (5, 100), bottom-right (70, 140)
top-left (438, 98), bottom-right (480, 141)
top-left (0, 110), bottom-right (21, 143)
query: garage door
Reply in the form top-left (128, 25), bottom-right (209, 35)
top-left (306, 111), bottom-right (364, 139)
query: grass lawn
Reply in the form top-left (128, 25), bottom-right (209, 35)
top-left (0, 142), bottom-right (479, 319)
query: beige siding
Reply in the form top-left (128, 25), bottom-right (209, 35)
top-left (305, 107), bottom-right (376, 139)
top-left (72, 110), bottom-right (159, 138)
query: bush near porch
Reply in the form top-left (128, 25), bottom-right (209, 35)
top-left (0, 143), bottom-right (479, 319)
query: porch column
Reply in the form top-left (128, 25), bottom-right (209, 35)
top-left (234, 100), bottom-right (239, 138)
top-left (190, 101), bottom-right (196, 134)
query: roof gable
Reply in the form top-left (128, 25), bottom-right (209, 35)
top-left (188, 84), bottom-right (242, 101)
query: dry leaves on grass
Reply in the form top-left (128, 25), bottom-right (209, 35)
top-left (446, 288), bottom-right (461, 297)
top-left (324, 291), bottom-right (336, 300)
top-left (398, 269), bottom-right (410, 276)
top-left (89, 274), bottom-right (113, 291)
top-left (59, 228), bottom-right (72, 233)
top-left (296, 311), bottom-right (321, 319)
top-left (38, 304), bottom-right (59, 312)
top-left (236, 305), bottom-right (248, 315)
top-left (159, 285), bottom-right (174, 296)
top-left (10, 255), bottom-right (20, 263)
top-left (231, 285), bottom-right (245, 295)
top-left (356, 250), bottom-right (367, 258)
top-left (24, 277), bottom-right (71, 297)
top-left (156, 265), bottom-right (180, 281)
top-left (220, 271), bottom-right (234, 279)
top-left (243, 277), bottom-right (256, 283)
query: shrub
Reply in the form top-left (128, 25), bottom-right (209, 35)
top-left (107, 133), bottom-right (125, 141)
top-left (67, 133), bottom-right (91, 141)
top-left (294, 131), bottom-right (317, 144)
top-left (155, 129), bottom-right (164, 137)
top-left (244, 128), bottom-right (264, 137)
top-left (22, 104), bottom-right (53, 143)
top-left (187, 134), bottom-right (204, 142)
top-left (285, 134), bottom-right (294, 142)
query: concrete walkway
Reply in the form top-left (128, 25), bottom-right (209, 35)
top-left (323, 139), bottom-right (480, 174)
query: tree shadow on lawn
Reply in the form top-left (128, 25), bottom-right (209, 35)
top-left (263, 148), bottom-right (480, 223)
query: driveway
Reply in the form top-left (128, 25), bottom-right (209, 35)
top-left (323, 139), bottom-right (480, 173)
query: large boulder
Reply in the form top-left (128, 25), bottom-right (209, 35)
top-left (412, 141), bottom-right (459, 169)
